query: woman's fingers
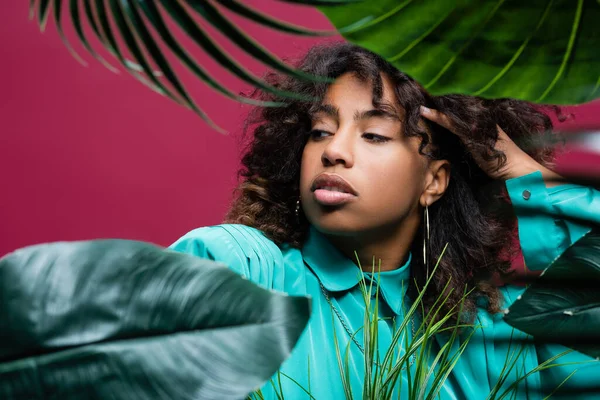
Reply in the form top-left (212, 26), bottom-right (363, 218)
top-left (420, 106), bottom-right (456, 134)
top-left (421, 106), bottom-right (512, 143)
top-left (420, 107), bottom-right (510, 146)
top-left (418, 106), bottom-right (552, 181)
top-left (495, 124), bottom-right (511, 143)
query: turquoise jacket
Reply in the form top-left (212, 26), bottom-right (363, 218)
top-left (170, 171), bottom-right (600, 399)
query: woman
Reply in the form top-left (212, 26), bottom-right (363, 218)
top-left (171, 42), bottom-right (600, 399)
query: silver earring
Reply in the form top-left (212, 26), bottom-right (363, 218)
top-left (423, 204), bottom-right (430, 280)
top-left (295, 199), bottom-right (301, 222)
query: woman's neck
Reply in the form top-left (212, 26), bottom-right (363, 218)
top-left (324, 215), bottom-right (420, 272)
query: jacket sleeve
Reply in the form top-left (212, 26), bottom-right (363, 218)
top-left (506, 170), bottom-right (600, 272)
top-left (169, 224), bottom-right (284, 290)
top-left (504, 172), bottom-right (600, 397)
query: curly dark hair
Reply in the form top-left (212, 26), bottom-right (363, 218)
top-left (226, 41), bottom-right (557, 327)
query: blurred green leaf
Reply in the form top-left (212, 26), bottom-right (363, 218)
top-left (0, 240), bottom-right (310, 399)
top-left (320, 0), bottom-right (600, 104)
top-left (504, 231), bottom-right (600, 358)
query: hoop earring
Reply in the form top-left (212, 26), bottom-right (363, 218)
top-left (295, 199), bottom-right (301, 223)
top-left (423, 204), bottom-right (430, 280)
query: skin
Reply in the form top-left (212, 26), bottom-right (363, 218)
top-left (299, 72), bottom-right (562, 272)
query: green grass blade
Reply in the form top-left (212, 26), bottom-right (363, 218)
top-left (278, 372), bottom-right (316, 400)
top-left (495, 350), bottom-right (593, 400)
top-left (249, 389), bottom-right (264, 400)
top-left (427, 324), bottom-right (478, 400)
top-left (542, 369), bottom-right (578, 400)
top-left (277, 370), bottom-right (285, 400)
top-left (268, 377), bottom-right (284, 400)
top-left (486, 331), bottom-right (526, 399)
top-left (380, 245), bottom-right (452, 373)
top-left (332, 308), bottom-right (354, 399)
top-left (425, 290), bottom-right (471, 399)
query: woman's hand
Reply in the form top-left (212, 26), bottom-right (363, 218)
top-left (420, 106), bottom-right (562, 185)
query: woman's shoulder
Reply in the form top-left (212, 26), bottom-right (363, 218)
top-left (171, 223), bottom-right (278, 253)
top-left (169, 224), bottom-right (291, 289)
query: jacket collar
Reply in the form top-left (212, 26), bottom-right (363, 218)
top-left (301, 226), bottom-right (412, 315)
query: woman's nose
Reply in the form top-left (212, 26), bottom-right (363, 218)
top-left (321, 131), bottom-right (354, 168)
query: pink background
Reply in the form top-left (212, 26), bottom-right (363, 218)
top-left (1, 1), bottom-right (599, 257)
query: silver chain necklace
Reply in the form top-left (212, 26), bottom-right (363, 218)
top-left (319, 281), bottom-right (417, 370)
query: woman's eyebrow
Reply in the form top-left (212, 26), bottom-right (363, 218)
top-left (309, 103), bottom-right (400, 122)
top-left (354, 108), bottom-right (400, 122)
top-left (309, 104), bottom-right (338, 121)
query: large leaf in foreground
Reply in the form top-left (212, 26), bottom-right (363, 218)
top-left (504, 231), bottom-right (600, 358)
top-left (321, 0), bottom-right (600, 104)
top-left (0, 240), bottom-right (310, 399)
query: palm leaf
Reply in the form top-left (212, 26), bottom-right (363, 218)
top-left (320, 0), bottom-right (600, 104)
top-left (28, 0), bottom-right (364, 132)
top-left (218, 1), bottom-right (339, 36)
top-left (504, 230), bottom-right (600, 358)
top-left (0, 240), bottom-right (310, 399)
top-left (65, 0), bottom-right (117, 72)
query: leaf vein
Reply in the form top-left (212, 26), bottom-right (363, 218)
top-left (536, 0), bottom-right (584, 102)
top-left (425, 0), bottom-right (507, 89)
top-left (474, 0), bottom-right (555, 96)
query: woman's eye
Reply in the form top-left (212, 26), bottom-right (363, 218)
top-left (309, 130), bottom-right (331, 140)
top-left (363, 133), bottom-right (390, 143)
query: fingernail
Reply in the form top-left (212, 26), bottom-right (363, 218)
top-left (420, 106), bottom-right (431, 114)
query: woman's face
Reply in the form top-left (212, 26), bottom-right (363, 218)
top-left (299, 72), bottom-right (434, 239)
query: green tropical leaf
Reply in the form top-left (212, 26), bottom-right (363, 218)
top-left (29, 0), bottom-right (364, 132)
top-left (320, 0), bottom-right (600, 104)
top-left (504, 231), bottom-right (600, 358)
top-left (0, 240), bottom-right (310, 399)
top-left (32, 0), bottom-right (600, 131)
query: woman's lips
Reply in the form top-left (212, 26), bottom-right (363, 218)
top-left (311, 174), bottom-right (358, 206)
top-left (313, 189), bottom-right (356, 206)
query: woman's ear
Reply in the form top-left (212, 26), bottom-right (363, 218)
top-left (420, 160), bottom-right (450, 207)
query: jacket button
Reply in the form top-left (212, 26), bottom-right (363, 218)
top-left (522, 190), bottom-right (531, 200)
